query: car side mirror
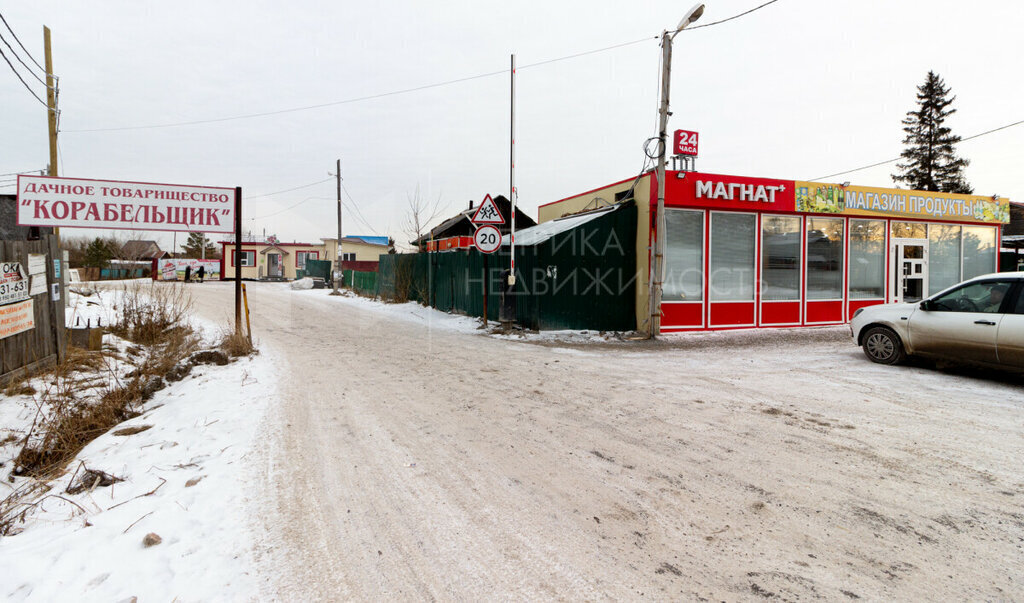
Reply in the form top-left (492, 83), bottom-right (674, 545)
top-left (920, 300), bottom-right (933, 311)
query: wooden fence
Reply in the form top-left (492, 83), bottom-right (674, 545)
top-left (0, 235), bottom-right (65, 385)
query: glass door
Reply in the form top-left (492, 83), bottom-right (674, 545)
top-left (891, 239), bottom-right (928, 303)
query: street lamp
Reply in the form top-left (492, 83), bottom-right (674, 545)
top-left (649, 3), bottom-right (704, 338)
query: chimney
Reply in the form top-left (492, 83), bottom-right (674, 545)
top-left (469, 200), bottom-right (474, 210)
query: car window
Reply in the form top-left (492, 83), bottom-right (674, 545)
top-left (1011, 285), bottom-right (1024, 315)
top-left (930, 281), bottom-right (1013, 314)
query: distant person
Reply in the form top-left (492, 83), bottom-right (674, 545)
top-left (184, 265), bottom-right (192, 283)
top-left (196, 265), bottom-right (206, 283)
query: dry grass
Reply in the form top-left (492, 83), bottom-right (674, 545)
top-left (11, 282), bottom-right (199, 479)
top-left (109, 282), bottom-right (193, 345)
top-left (219, 326), bottom-right (256, 358)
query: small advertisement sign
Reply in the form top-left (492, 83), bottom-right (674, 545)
top-left (27, 254), bottom-right (46, 275)
top-left (16, 175), bottom-right (235, 233)
top-left (29, 276), bottom-right (46, 296)
top-left (157, 258), bottom-right (221, 281)
top-left (0, 299), bottom-right (34, 340)
top-left (0, 262), bottom-right (30, 306)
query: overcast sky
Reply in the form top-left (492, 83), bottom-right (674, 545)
top-left (2, 0), bottom-right (1022, 252)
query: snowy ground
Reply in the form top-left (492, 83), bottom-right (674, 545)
top-left (217, 282), bottom-right (1024, 600)
top-left (2, 280), bottom-right (1022, 600)
top-left (0, 283), bottom-right (276, 601)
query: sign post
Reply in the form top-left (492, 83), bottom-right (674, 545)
top-left (470, 193), bottom-right (507, 326)
top-left (234, 187), bottom-right (242, 335)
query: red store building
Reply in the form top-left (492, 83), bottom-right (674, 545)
top-left (538, 170), bottom-right (1012, 333)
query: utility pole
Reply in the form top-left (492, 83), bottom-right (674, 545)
top-left (648, 4), bottom-right (704, 338)
top-left (43, 26), bottom-right (57, 178)
top-left (330, 159), bottom-right (342, 295)
top-left (648, 30), bottom-right (673, 338)
top-left (44, 26), bottom-right (59, 246)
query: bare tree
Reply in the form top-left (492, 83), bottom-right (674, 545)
top-left (403, 184), bottom-right (446, 253)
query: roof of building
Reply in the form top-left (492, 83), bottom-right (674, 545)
top-left (501, 204), bottom-right (623, 246)
top-left (121, 240), bottom-right (166, 260)
top-left (411, 195), bottom-right (537, 246)
top-left (322, 235), bottom-right (390, 246)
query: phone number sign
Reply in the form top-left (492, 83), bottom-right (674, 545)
top-left (0, 262), bottom-right (29, 306)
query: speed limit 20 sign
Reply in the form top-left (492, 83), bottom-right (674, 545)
top-left (473, 225), bottom-right (502, 254)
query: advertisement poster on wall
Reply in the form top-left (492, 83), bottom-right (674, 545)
top-left (157, 259), bottom-right (221, 281)
top-left (0, 299), bottom-right (34, 340)
top-left (0, 262), bottom-right (30, 306)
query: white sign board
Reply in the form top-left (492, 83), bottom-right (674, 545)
top-left (0, 262), bottom-right (30, 305)
top-left (16, 175), bottom-right (235, 233)
top-left (471, 194), bottom-right (505, 225)
top-left (27, 254), bottom-right (46, 276)
top-left (29, 275), bottom-right (47, 296)
top-left (473, 225), bottom-right (502, 254)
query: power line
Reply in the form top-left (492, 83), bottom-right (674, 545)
top-left (0, 31), bottom-right (46, 86)
top-left (64, 69), bottom-right (512, 133)
top-left (0, 169), bottom-right (39, 177)
top-left (248, 196), bottom-right (322, 220)
top-left (686, 0), bottom-right (782, 30)
top-left (810, 118), bottom-right (1024, 181)
top-left (61, 2), bottom-right (784, 134)
top-left (0, 43), bottom-right (46, 107)
top-left (0, 12), bottom-right (45, 73)
top-left (60, 36), bottom-right (691, 134)
top-left (246, 177), bottom-right (332, 199)
top-left (341, 183), bottom-right (381, 236)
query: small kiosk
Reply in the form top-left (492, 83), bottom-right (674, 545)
top-left (538, 170), bottom-right (1011, 332)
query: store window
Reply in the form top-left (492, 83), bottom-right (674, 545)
top-left (892, 221), bottom-right (927, 239)
top-left (962, 226), bottom-right (997, 280)
top-left (761, 215), bottom-right (801, 300)
top-left (663, 209), bottom-right (703, 301)
top-left (849, 219), bottom-right (885, 298)
top-left (296, 251), bottom-right (319, 268)
top-left (232, 250), bottom-right (255, 267)
top-left (710, 213), bottom-right (756, 301)
top-left (929, 224), bottom-right (961, 295)
top-left (806, 217), bottom-right (844, 299)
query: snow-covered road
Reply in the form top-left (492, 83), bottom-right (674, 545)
top-left (192, 281), bottom-right (1024, 601)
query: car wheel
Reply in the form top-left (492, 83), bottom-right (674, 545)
top-left (862, 326), bottom-right (907, 365)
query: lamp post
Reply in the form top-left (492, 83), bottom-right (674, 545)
top-left (649, 3), bottom-right (704, 338)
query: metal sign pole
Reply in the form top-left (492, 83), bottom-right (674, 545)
top-left (234, 186), bottom-right (242, 334)
top-left (509, 53), bottom-right (516, 287)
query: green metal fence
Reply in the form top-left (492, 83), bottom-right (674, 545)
top-left (376, 203), bottom-right (636, 331)
top-left (344, 269), bottom-right (378, 296)
top-left (304, 259), bottom-right (333, 281)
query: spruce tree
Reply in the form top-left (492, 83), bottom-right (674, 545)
top-left (182, 232), bottom-right (217, 258)
top-left (892, 71), bottom-right (972, 194)
top-left (83, 237), bottom-right (116, 269)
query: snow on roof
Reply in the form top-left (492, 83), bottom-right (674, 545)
top-left (501, 204), bottom-right (620, 247)
top-left (346, 236), bottom-right (389, 246)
